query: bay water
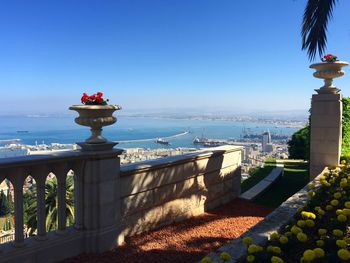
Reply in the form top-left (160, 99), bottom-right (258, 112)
top-left (0, 116), bottom-right (299, 149)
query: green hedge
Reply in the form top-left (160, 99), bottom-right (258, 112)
top-left (288, 126), bottom-right (310, 160)
top-left (342, 97), bottom-right (350, 156)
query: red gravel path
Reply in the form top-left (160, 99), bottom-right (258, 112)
top-left (60, 198), bottom-right (273, 263)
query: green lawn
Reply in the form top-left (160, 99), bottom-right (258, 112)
top-left (241, 158), bottom-right (276, 193)
top-left (253, 161), bottom-right (309, 208)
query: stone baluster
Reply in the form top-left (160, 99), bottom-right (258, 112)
top-left (31, 166), bottom-right (50, 240)
top-left (11, 167), bottom-right (26, 247)
top-left (53, 163), bottom-right (68, 235)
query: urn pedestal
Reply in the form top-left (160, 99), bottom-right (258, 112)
top-left (309, 60), bottom-right (348, 179)
top-left (69, 105), bottom-right (121, 151)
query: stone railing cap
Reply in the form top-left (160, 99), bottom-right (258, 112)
top-left (121, 145), bottom-right (242, 174)
top-left (0, 149), bottom-right (123, 169)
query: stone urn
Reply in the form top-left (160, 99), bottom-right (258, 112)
top-left (69, 104), bottom-right (121, 151)
top-left (310, 61), bottom-right (348, 94)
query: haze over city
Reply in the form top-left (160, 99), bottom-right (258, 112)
top-left (1, 0), bottom-right (350, 115)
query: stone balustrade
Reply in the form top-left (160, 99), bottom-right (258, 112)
top-left (0, 233), bottom-right (14, 244)
top-left (0, 149), bottom-right (123, 263)
top-left (0, 145), bottom-right (242, 263)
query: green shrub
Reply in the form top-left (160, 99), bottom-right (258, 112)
top-left (342, 97), bottom-right (350, 156)
top-left (288, 126), bottom-right (310, 160)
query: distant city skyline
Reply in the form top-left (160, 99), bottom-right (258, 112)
top-left (1, 0), bottom-right (350, 114)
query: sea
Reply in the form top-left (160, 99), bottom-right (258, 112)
top-left (0, 115), bottom-right (300, 149)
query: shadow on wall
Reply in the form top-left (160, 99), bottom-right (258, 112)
top-left (203, 152), bottom-right (225, 210)
top-left (120, 148), bottom-right (242, 238)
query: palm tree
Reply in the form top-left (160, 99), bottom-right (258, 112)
top-left (302, 0), bottom-right (339, 60)
top-left (24, 176), bottom-right (74, 236)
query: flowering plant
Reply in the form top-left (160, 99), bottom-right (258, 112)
top-left (201, 161), bottom-right (350, 263)
top-left (322, 54), bottom-right (338, 63)
top-left (238, 165), bottom-right (350, 263)
top-left (81, 92), bottom-right (109, 105)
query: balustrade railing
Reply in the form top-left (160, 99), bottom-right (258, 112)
top-left (0, 145), bottom-right (241, 263)
top-left (0, 149), bottom-right (121, 263)
top-left (0, 153), bottom-right (84, 248)
top-left (0, 233), bottom-right (14, 244)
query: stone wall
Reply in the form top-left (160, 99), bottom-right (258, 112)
top-left (119, 145), bottom-right (242, 237)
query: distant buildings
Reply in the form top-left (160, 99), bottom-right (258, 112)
top-left (262, 131), bottom-right (273, 153)
top-left (120, 148), bottom-right (198, 164)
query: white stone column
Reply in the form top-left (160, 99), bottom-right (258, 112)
top-left (309, 61), bottom-right (348, 180)
top-left (36, 177), bottom-right (47, 240)
top-left (80, 149), bottom-right (124, 253)
top-left (32, 166), bottom-right (50, 240)
top-left (310, 93), bottom-right (342, 179)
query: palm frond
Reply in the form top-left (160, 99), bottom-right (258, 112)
top-left (24, 175), bottom-right (75, 234)
top-left (302, 0), bottom-right (338, 60)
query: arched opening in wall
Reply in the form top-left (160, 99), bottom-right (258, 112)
top-left (44, 170), bottom-right (75, 233)
top-left (23, 175), bottom-right (36, 237)
top-left (0, 179), bottom-right (15, 244)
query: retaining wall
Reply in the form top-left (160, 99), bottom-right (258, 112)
top-left (120, 145), bottom-right (242, 237)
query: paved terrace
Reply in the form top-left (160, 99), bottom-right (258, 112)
top-left (60, 198), bottom-right (273, 263)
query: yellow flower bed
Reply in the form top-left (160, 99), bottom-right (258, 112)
top-left (242, 165), bottom-right (350, 262)
top-left (201, 163), bottom-right (350, 263)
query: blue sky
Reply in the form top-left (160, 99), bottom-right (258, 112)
top-left (1, 0), bottom-right (350, 114)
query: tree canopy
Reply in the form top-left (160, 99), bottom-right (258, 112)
top-left (288, 126), bottom-right (310, 160)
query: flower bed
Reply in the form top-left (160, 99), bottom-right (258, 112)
top-left (201, 162), bottom-right (350, 263)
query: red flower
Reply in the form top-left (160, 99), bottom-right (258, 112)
top-left (81, 92), bottom-right (108, 105)
top-left (81, 93), bottom-right (89, 103)
top-left (322, 53), bottom-right (338, 63)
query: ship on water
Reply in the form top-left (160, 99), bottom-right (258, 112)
top-left (193, 136), bottom-right (208, 144)
top-left (155, 138), bottom-right (170, 145)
